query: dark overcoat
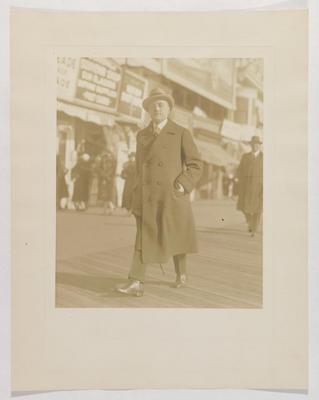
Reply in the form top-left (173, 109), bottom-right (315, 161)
top-left (72, 160), bottom-right (91, 203)
top-left (131, 119), bottom-right (203, 263)
top-left (237, 151), bottom-right (263, 214)
top-left (121, 160), bottom-right (136, 210)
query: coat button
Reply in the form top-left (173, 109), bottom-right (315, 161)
top-left (158, 161), bottom-right (163, 166)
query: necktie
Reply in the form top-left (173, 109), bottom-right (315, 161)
top-left (153, 126), bottom-right (160, 136)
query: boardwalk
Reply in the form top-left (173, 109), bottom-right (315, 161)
top-left (56, 199), bottom-right (262, 308)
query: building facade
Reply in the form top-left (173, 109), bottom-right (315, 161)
top-left (56, 57), bottom-right (263, 207)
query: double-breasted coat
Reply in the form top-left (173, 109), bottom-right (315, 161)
top-left (131, 119), bottom-right (203, 263)
top-left (237, 151), bottom-right (263, 214)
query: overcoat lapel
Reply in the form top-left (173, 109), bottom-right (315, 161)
top-left (141, 120), bottom-right (176, 163)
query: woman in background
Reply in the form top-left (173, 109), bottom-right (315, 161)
top-left (71, 153), bottom-right (91, 211)
top-left (98, 150), bottom-right (117, 215)
top-left (56, 154), bottom-right (69, 210)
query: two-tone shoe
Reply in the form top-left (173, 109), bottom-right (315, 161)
top-left (174, 273), bottom-right (187, 288)
top-left (117, 280), bottom-right (144, 297)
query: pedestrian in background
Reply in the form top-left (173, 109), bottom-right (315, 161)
top-left (222, 170), bottom-right (229, 197)
top-left (237, 136), bottom-right (263, 236)
top-left (71, 153), bottom-right (91, 211)
top-left (76, 139), bottom-right (86, 157)
top-left (98, 149), bottom-right (117, 215)
top-left (227, 172), bottom-right (236, 198)
top-left (117, 87), bottom-right (203, 297)
top-left (56, 154), bottom-right (69, 210)
top-left (121, 152), bottom-right (136, 216)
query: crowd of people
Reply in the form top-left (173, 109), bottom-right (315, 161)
top-left (56, 118), bottom-right (262, 244)
top-left (56, 148), bottom-right (136, 215)
top-left (56, 150), bottom-right (243, 215)
top-left (56, 149), bottom-right (254, 214)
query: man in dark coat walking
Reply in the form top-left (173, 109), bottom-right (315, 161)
top-left (237, 135), bottom-right (263, 236)
top-left (118, 88), bottom-right (203, 297)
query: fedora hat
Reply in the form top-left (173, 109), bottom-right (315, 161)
top-left (142, 88), bottom-right (175, 111)
top-left (250, 135), bottom-right (262, 144)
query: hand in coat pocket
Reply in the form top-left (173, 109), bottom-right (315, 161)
top-left (173, 181), bottom-right (187, 198)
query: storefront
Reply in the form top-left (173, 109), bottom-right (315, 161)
top-left (194, 136), bottom-right (238, 199)
top-left (57, 57), bottom-right (252, 207)
top-left (57, 57), bottom-right (122, 158)
top-left (57, 57), bottom-right (148, 208)
top-left (56, 106), bottom-right (115, 208)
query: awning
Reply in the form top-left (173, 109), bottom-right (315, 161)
top-left (221, 119), bottom-right (256, 142)
top-left (192, 115), bottom-right (221, 134)
top-left (239, 141), bottom-right (251, 153)
top-left (57, 101), bottom-right (114, 127)
top-left (194, 139), bottom-right (238, 166)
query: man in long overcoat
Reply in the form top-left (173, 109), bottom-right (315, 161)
top-left (118, 88), bottom-right (203, 297)
top-left (237, 135), bottom-right (263, 236)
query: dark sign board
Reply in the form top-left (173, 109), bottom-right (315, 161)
top-left (75, 58), bottom-right (122, 112)
top-left (117, 69), bottom-right (147, 121)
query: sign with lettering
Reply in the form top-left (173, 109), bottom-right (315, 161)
top-left (75, 58), bottom-right (122, 112)
top-left (57, 57), bottom-right (80, 101)
top-left (117, 69), bottom-right (147, 121)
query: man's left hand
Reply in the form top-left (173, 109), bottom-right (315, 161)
top-left (175, 182), bottom-right (185, 193)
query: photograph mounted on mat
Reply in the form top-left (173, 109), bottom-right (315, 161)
top-left (11, 9), bottom-right (308, 392)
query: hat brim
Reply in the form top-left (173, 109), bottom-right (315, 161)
top-left (142, 94), bottom-right (174, 111)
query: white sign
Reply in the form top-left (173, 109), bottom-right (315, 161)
top-left (57, 57), bottom-right (80, 101)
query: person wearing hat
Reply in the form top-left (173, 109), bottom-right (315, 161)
top-left (237, 135), bottom-right (263, 237)
top-left (117, 88), bottom-right (203, 297)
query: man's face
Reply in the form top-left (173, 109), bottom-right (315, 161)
top-left (251, 143), bottom-right (260, 153)
top-left (148, 99), bottom-right (171, 124)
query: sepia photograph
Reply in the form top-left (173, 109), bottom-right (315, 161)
top-left (56, 57), bottom-right (263, 308)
